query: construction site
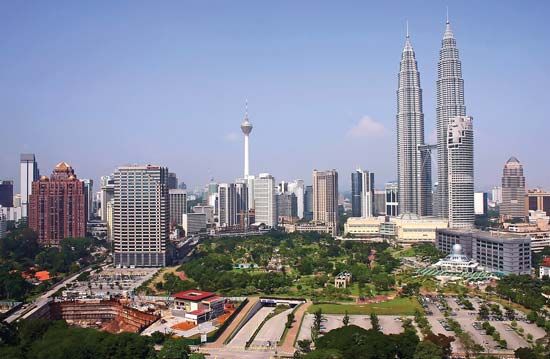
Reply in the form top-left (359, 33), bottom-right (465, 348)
top-left (29, 299), bottom-right (159, 333)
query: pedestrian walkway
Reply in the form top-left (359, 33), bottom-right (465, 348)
top-left (206, 296), bottom-right (259, 348)
top-left (278, 300), bottom-right (311, 354)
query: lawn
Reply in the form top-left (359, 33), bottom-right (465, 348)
top-left (307, 297), bottom-right (422, 315)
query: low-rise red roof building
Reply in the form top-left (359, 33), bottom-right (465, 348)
top-left (172, 290), bottom-right (225, 324)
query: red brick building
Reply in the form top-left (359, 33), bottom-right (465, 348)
top-left (29, 162), bottom-right (86, 245)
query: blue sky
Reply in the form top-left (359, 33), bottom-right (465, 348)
top-left (0, 1), bottom-right (548, 193)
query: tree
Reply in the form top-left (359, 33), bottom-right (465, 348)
top-left (424, 333), bottom-right (454, 358)
top-left (413, 340), bottom-right (444, 359)
top-left (514, 347), bottom-right (538, 359)
top-left (370, 312), bottom-right (380, 331)
top-left (297, 339), bottom-right (312, 353)
top-left (505, 307), bottom-right (516, 320)
top-left (189, 354), bottom-right (206, 359)
top-left (478, 304), bottom-right (490, 320)
top-left (342, 311), bottom-right (350, 326)
top-left (311, 309), bottom-right (325, 342)
top-left (157, 338), bottom-right (191, 359)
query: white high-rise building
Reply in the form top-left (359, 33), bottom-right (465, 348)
top-left (169, 189), bottom-right (187, 226)
top-left (113, 165), bottom-right (169, 267)
top-left (20, 153), bottom-right (39, 218)
top-left (396, 29), bottom-right (432, 216)
top-left (437, 18), bottom-right (467, 218)
top-left (447, 116), bottom-right (474, 229)
top-left (217, 183), bottom-right (237, 227)
top-left (253, 173), bottom-right (277, 228)
top-left (288, 179), bottom-right (305, 219)
top-left (360, 170), bottom-right (375, 218)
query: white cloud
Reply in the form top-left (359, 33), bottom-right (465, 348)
top-left (224, 132), bottom-right (239, 142)
top-left (347, 116), bottom-right (386, 138)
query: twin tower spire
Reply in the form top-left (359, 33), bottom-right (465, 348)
top-left (397, 15), bottom-right (472, 227)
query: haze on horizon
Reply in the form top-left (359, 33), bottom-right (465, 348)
top-left (0, 0), bottom-right (548, 193)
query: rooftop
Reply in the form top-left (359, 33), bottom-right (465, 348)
top-left (173, 290), bottom-right (215, 301)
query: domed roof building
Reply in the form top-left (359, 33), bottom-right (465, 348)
top-left (432, 243), bottom-right (479, 273)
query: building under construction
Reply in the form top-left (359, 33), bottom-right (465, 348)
top-left (29, 299), bottom-right (159, 333)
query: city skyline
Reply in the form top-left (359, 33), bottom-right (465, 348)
top-left (1, 1), bottom-right (549, 192)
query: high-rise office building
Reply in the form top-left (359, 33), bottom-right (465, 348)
top-left (373, 190), bottom-right (386, 216)
top-left (20, 153), bottom-right (39, 218)
top-left (447, 116), bottom-right (474, 228)
top-left (312, 170), bottom-right (339, 235)
top-left (100, 175), bottom-right (115, 222)
top-left (254, 173), bottom-right (277, 228)
top-left (351, 169), bottom-right (375, 218)
top-left (235, 180), bottom-right (249, 228)
top-left (169, 189), bottom-right (187, 226)
top-left (167, 172), bottom-right (178, 190)
top-left (277, 192), bottom-right (297, 220)
top-left (0, 212), bottom-right (6, 239)
top-left (491, 186), bottom-right (502, 205)
top-left (474, 192), bottom-right (488, 215)
top-left (288, 180), bottom-right (305, 219)
top-left (396, 29), bottom-right (431, 216)
top-left (82, 179), bottom-right (94, 221)
top-left (304, 185), bottom-right (313, 221)
top-left (217, 183), bottom-right (237, 227)
top-left (113, 165), bottom-right (169, 267)
top-left (436, 18), bottom-right (467, 218)
top-left (501, 157), bottom-right (526, 219)
top-left (351, 171), bottom-right (362, 217)
top-left (29, 162), bottom-right (86, 246)
top-left (385, 182), bottom-right (399, 217)
top-left (0, 180), bottom-right (14, 207)
top-left (526, 189), bottom-right (550, 215)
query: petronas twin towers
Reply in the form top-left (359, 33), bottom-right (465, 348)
top-left (396, 18), bottom-right (474, 228)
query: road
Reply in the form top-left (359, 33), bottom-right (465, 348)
top-left (251, 308), bottom-right (293, 348)
top-left (227, 307), bottom-right (274, 349)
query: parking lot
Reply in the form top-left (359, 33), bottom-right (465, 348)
top-left (297, 314), bottom-right (410, 342)
top-left (420, 294), bottom-right (546, 352)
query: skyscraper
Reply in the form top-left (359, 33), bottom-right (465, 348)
top-left (385, 182), bottom-right (399, 217)
top-left (20, 153), bottom-right (39, 218)
top-left (351, 169), bottom-right (375, 218)
top-left (501, 157), bottom-right (526, 219)
top-left (169, 189), bottom-right (187, 226)
top-left (82, 179), bottom-right (94, 221)
top-left (304, 185), bottom-right (313, 221)
top-left (29, 162), bottom-right (86, 245)
top-left (447, 116), bottom-right (474, 228)
top-left (436, 18), bottom-right (466, 218)
top-left (235, 180), bottom-right (249, 228)
top-left (312, 169), bottom-right (339, 235)
top-left (100, 175), bottom-right (115, 222)
top-left (167, 172), bottom-right (178, 190)
top-left (217, 183), bottom-right (237, 227)
top-left (396, 29), bottom-right (431, 216)
top-left (287, 180), bottom-right (305, 219)
top-left (0, 180), bottom-right (14, 207)
top-left (253, 173), bottom-right (277, 228)
top-left (113, 165), bottom-right (169, 267)
top-left (351, 171), bottom-right (362, 217)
